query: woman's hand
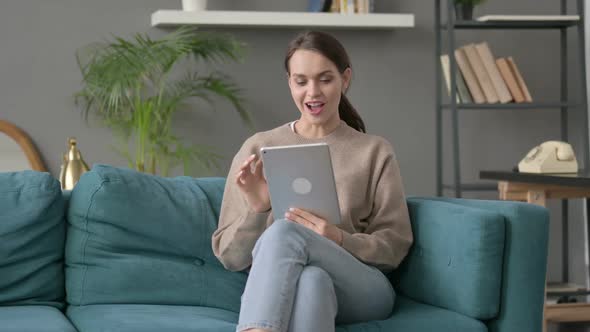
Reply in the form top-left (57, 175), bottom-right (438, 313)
top-left (284, 208), bottom-right (343, 246)
top-left (235, 154), bottom-right (271, 213)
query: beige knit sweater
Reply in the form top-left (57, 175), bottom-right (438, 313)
top-left (212, 120), bottom-right (413, 273)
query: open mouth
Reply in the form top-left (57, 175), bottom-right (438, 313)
top-left (305, 101), bottom-right (325, 115)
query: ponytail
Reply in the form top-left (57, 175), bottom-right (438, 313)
top-left (339, 94), bottom-right (366, 133)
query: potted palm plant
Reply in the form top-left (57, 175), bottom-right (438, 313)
top-left (76, 27), bottom-right (250, 176)
top-left (454, 0), bottom-right (486, 20)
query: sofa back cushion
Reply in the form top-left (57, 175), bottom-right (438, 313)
top-left (65, 165), bottom-right (246, 312)
top-left (0, 171), bottom-right (66, 309)
top-left (392, 197), bottom-right (506, 320)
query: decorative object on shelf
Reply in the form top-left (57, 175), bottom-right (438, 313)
top-left (518, 141), bottom-right (578, 174)
top-left (453, 0), bottom-right (486, 21)
top-left (59, 137), bottom-right (89, 190)
top-left (182, 0), bottom-right (207, 11)
top-left (75, 27), bottom-right (250, 177)
top-left (308, 0), bottom-right (332, 13)
top-left (0, 120), bottom-right (47, 172)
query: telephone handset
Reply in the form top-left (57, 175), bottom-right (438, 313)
top-left (518, 141), bottom-right (578, 174)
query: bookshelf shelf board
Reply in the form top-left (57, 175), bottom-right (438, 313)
top-left (442, 102), bottom-right (581, 110)
top-left (547, 289), bottom-right (590, 296)
top-left (547, 282), bottom-right (590, 296)
top-left (441, 20), bottom-right (579, 30)
top-left (151, 10), bottom-right (415, 29)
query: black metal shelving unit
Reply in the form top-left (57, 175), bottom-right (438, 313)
top-left (435, 0), bottom-right (590, 198)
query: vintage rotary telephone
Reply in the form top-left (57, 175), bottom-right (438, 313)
top-left (518, 141), bottom-right (578, 174)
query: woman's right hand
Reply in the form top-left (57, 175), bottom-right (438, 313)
top-left (235, 154), bottom-right (271, 213)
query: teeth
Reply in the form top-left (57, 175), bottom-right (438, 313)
top-left (307, 102), bottom-right (323, 107)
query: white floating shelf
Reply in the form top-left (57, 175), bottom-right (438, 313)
top-left (151, 10), bottom-right (415, 29)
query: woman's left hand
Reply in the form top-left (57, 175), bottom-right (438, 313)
top-left (284, 208), bottom-right (343, 246)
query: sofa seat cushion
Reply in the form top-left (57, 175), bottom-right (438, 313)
top-left (0, 171), bottom-right (66, 309)
top-left (336, 295), bottom-right (487, 332)
top-left (0, 306), bottom-right (77, 332)
top-left (66, 165), bottom-right (246, 312)
top-left (66, 304), bottom-right (238, 332)
top-left (391, 198), bottom-right (506, 320)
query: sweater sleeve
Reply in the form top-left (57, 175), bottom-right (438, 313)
top-left (211, 136), bottom-right (273, 272)
top-left (340, 146), bottom-right (413, 273)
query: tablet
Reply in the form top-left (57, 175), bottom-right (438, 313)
top-left (260, 142), bottom-right (341, 225)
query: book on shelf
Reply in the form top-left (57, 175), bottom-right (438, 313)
top-left (308, 0), bottom-right (333, 12)
top-left (475, 42), bottom-right (512, 103)
top-left (332, 0), bottom-right (373, 14)
top-left (440, 54), bottom-right (473, 103)
top-left (476, 15), bottom-right (580, 22)
top-left (462, 44), bottom-right (499, 103)
top-left (506, 56), bottom-right (533, 102)
top-left (330, 0), bottom-right (340, 12)
top-left (338, 0), bottom-right (355, 14)
top-left (454, 48), bottom-right (485, 104)
top-left (354, 0), bottom-right (371, 14)
top-left (446, 41), bottom-right (533, 105)
top-left (496, 58), bottom-right (525, 103)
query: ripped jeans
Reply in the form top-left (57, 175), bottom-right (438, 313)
top-left (236, 219), bottom-right (395, 332)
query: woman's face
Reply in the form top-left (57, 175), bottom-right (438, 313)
top-left (287, 49), bottom-right (351, 127)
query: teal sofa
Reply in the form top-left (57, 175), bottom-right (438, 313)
top-left (0, 165), bottom-right (549, 332)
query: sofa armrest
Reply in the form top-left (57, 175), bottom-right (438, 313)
top-left (409, 197), bottom-right (549, 332)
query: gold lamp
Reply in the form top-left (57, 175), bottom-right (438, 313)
top-left (59, 137), bottom-right (89, 190)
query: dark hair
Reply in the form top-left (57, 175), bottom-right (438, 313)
top-left (284, 31), bottom-right (366, 133)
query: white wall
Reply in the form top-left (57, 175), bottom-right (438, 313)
top-left (0, 133), bottom-right (31, 172)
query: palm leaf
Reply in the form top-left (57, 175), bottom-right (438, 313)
top-left (75, 27), bottom-right (249, 176)
top-left (161, 72), bottom-right (252, 128)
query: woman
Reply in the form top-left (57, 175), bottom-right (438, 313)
top-left (212, 31), bottom-right (413, 332)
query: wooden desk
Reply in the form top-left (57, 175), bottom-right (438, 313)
top-left (480, 171), bottom-right (590, 331)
